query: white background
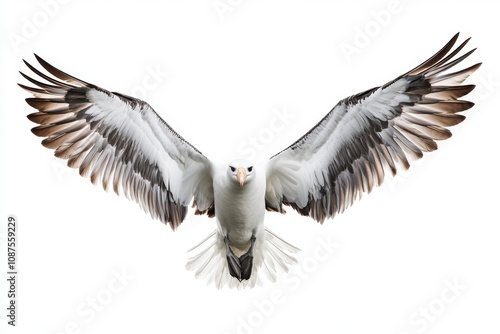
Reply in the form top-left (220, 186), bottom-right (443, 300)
top-left (1, 0), bottom-right (499, 333)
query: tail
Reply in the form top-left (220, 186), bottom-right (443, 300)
top-left (185, 228), bottom-right (300, 289)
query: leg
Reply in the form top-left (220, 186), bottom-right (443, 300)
top-left (224, 236), bottom-right (242, 281)
top-left (239, 235), bottom-right (256, 281)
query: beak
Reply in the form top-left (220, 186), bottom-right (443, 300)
top-left (236, 167), bottom-right (247, 187)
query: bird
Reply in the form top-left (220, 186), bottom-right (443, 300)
top-left (19, 33), bottom-right (480, 289)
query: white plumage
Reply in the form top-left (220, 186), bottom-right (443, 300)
top-left (20, 33), bottom-right (480, 288)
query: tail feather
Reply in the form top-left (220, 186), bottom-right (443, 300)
top-left (265, 228), bottom-right (301, 265)
top-left (185, 231), bottom-right (218, 279)
top-left (186, 228), bottom-right (300, 289)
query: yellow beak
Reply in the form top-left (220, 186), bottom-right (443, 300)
top-left (236, 167), bottom-right (247, 187)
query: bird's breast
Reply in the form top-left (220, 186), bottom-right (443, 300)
top-left (214, 178), bottom-right (266, 247)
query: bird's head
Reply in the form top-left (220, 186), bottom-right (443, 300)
top-left (227, 159), bottom-right (255, 187)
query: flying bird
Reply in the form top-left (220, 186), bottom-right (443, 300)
top-left (20, 33), bottom-right (480, 288)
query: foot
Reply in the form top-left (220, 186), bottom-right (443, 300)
top-left (238, 235), bottom-right (256, 281)
top-left (224, 237), bottom-right (241, 280)
top-left (224, 235), bottom-right (256, 282)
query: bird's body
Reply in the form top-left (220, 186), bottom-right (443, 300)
top-left (213, 163), bottom-right (265, 249)
top-left (20, 33), bottom-right (481, 288)
top-left (199, 161), bottom-right (294, 284)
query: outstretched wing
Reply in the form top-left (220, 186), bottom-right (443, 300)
top-left (20, 55), bottom-right (214, 229)
top-left (265, 33), bottom-right (481, 223)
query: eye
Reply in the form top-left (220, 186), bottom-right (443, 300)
top-left (247, 166), bottom-right (253, 172)
top-left (230, 166), bottom-right (236, 172)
